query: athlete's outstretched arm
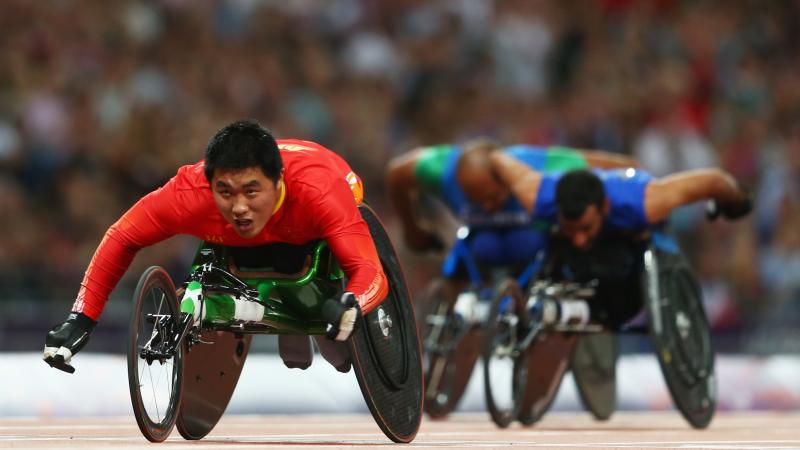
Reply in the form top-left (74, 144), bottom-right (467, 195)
top-left (386, 149), bottom-right (441, 251)
top-left (580, 150), bottom-right (639, 169)
top-left (644, 168), bottom-right (749, 223)
top-left (489, 151), bottom-right (543, 213)
top-left (73, 181), bottom-right (185, 320)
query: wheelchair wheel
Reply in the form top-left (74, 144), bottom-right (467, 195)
top-left (349, 204), bottom-right (423, 443)
top-left (128, 266), bottom-right (184, 442)
top-left (571, 333), bottom-right (617, 421)
top-left (175, 331), bottom-right (252, 441)
top-left (517, 333), bottom-right (574, 426)
top-left (482, 278), bottom-right (528, 428)
top-left (421, 278), bottom-right (481, 419)
top-left (644, 248), bottom-right (715, 429)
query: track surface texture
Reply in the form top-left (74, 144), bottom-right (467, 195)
top-left (2, 412), bottom-right (800, 449)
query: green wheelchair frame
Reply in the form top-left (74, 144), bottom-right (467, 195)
top-left (126, 205), bottom-right (423, 443)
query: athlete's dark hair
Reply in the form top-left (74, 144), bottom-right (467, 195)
top-left (204, 119), bottom-right (282, 183)
top-left (555, 169), bottom-right (605, 220)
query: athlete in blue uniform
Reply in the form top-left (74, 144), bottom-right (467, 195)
top-left (489, 154), bottom-right (751, 249)
top-left (489, 154), bottom-right (752, 327)
top-left (387, 139), bottom-right (636, 267)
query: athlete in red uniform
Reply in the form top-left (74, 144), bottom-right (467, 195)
top-left (44, 120), bottom-right (388, 372)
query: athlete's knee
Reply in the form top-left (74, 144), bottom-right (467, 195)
top-left (503, 229), bottom-right (546, 263)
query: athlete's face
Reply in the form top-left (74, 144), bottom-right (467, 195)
top-left (211, 167), bottom-right (283, 238)
top-left (557, 203), bottom-right (606, 250)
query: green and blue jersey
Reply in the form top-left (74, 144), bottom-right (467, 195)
top-left (413, 144), bottom-right (588, 227)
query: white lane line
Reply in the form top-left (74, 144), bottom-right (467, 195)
top-left (0, 436), bottom-right (137, 442)
top-left (530, 441), bottom-right (800, 449)
top-left (0, 424), bottom-right (135, 431)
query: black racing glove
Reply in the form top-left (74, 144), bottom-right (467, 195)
top-left (322, 292), bottom-right (361, 341)
top-left (706, 183), bottom-right (753, 221)
top-left (43, 312), bottom-right (96, 374)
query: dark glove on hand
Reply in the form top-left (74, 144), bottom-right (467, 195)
top-left (706, 184), bottom-right (753, 221)
top-left (43, 312), bottom-right (96, 374)
top-left (322, 292), bottom-right (361, 341)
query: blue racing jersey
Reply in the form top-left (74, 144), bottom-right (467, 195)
top-left (533, 168), bottom-right (654, 233)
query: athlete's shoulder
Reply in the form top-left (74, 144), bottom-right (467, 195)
top-left (503, 144), bottom-right (547, 154)
top-left (277, 138), bottom-right (331, 154)
top-left (171, 161), bottom-right (210, 190)
top-left (594, 167), bottom-right (652, 180)
top-left (278, 139), bottom-right (350, 194)
top-left (417, 143), bottom-right (459, 159)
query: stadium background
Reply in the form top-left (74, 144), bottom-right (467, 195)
top-left (0, 0), bottom-right (799, 412)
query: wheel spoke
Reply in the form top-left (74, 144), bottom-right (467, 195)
top-left (146, 363), bottom-right (161, 422)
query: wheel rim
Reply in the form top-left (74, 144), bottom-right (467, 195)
top-left (647, 251), bottom-right (716, 428)
top-left (129, 268), bottom-right (182, 442)
top-left (352, 204), bottom-right (423, 443)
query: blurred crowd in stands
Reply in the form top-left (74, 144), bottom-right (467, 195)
top-left (1, 0), bottom-right (799, 352)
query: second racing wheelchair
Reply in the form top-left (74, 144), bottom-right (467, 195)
top-left (481, 230), bottom-right (715, 429)
top-left (126, 204), bottom-right (423, 443)
top-left (421, 226), bottom-right (617, 423)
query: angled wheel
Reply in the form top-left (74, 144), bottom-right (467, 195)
top-left (128, 266), bottom-right (184, 442)
top-left (517, 332), bottom-right (575, 426)
top-left (644, 248), bottom-right (715, 429)
top-left (349, 204), bottom-right (423, 443)
top-left (421, 278), bottom-right (481, 419)
top-left (482, 278), bottom-right (528, 428)
top-left (571, 333), bottom-right (617, 421)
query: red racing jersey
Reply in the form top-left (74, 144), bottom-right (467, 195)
top-left (73, 139), bottom-right (388, 320)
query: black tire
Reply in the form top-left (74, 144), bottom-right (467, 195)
top-left (349, 204), bottom-right (423, 443)
top-left (128, 266), bottom-right (184, 442)
top-left (644, 248), bottom-right (716, 429)
top-left (421, 278), bottom-right (482, 419)
top-left (482, 278), bottom-right (528, 428)
top-left (572, 333), bottom-right (617, 421)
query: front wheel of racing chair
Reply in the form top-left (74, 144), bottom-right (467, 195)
top-left (482, 278), bottom-right (529, 428)
top-left (643, 247), bottom-right (716, 429)
top-left (127, 266), bottom-right (185, 442)
top-left (421, 278), bottom-right (482, 419)
top-left (348, 204), bottom-right (424, 443)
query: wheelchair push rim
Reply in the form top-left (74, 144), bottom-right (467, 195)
top-left (422, 278), bottom-right (482, 419)
top-left (644, 248), bottom-right (716, 429)
top-left (127, 266), bottom-right (184, 442)
top-left (349, 204), bottom-right (423, 443)
top-left (482, 278), bottom-right (528, 428)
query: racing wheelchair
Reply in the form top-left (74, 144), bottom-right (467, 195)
top-left (126, 204), bottom-right (423, 443)
top-left (481, 231), bottom-right (715, 429)
top-left (421, 226), bottom-right (616, 422)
